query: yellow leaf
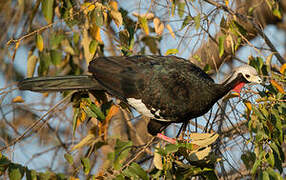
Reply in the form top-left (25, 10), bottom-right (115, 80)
top-left (109, 0), bottom-right (118, 11)
top-left (110, 10), bottom-right (122, 27)
top-left (270, 79), bottom-right (284, 93)
top-left (132, 12), bottom-right (154, 20)
top-left (190, 146), bottom-right (211, 161)
top-left (189, 133), bottom-right (218, 147)
top-left (12, 96), bottom-right (24, 103)
top-left (93, 26), bottom-right (102, 43)
top-left (139, 17), bottom-right (149, 35)
top-left (71, 134), bottom-right (95, 151)
top-left (166, 24), bottom-right (175, 39)
top-left (280, 63), bottom-right (286, 74)
top-left (243, 100), bottom-right (252, 111)
top-left (153, 145), bottom-right (163, 170)
top-left (225, 0), bottom-right (229, 7)
top-left (82, 2), bottom-right (95, 14)
top-left (27, 54), bottom-right (38, 78)
top-left (153, 17), bottom-right (164, 35)
top-left (69, 177), bottom-right (80, 180)
top-left (36, 34), bottom-right (44, 52)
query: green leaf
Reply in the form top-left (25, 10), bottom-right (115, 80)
top-left (192, 54), bottom-right (202, 62)
top-left (273, 149), bottom-right (283, 173)
top-left (38, 172), bottom-right (50, 180)
top-left (181, 15), bottom-right (192, 29)
top-left (42, 0), bottom-right (54, 23)
top-left (50, 50), bottom-right (62, 65)
top-left (263, 171), bottom-right (270, 180)
top-left (8, 165), bottom-right (24, 180)
top-left (80, 157), bottom-right (90, 175)
top-left (50, 33), bottom-right (64, 49)
top-left (38, 52), bottom-right (51, 76)
top-left (113, 139), bottom-right (133, 170)
top-left (83, 105), bottom-right (98, 118)
top-left (139, 17), bottom-right (149, 35)
top-left (64, 153), bottom-right (73, 165)
top-left (273, 8), bottom-right (282, 19)
top-left (194, 14), bottom-right (200, 31)
top-left (218, 35), bottom-right (225, 57)
top-left (114, 174), bottom-right (125, 180)
top-left (92, 8), bottom-right (104, 27)
top-left (241, 151), bottom-right (256, 169)
top-left (89, 103), bottom-right (105, 121)
top-left (177, 2), bottom-right (185, 18)
top-left (127, 163), bottom-right (149, 180)
top-left (203, 64), bottom-right (211, 73)
top-left (73, 32), bottom-right (80, 44)
top-left (89, 40), bottom-right (98, 55)
top-left (267, 151), bottom-right (275, 167)
top-left (234, 37), bottom-right (241, 51)
top-left (72, 108), bottom-right (79, 135)
top-left (165, 144), bottom-right (178, 154)
top-left (165, 48), bottom-right (178, 55)
top-left (251, 152), bottom-right (263, 174)
top-left (26, 169), bottom-right (37, 180)
top-left (267, 168), bottom-right (283, 180)
top-left (233, 20), bottom-right (247, 36)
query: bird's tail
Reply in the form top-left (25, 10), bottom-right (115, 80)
top-left (18, 75), bottom-right (103, 92)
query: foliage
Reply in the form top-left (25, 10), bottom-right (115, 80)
top-left (243, 56), bottom-right (285, 179)
top-left (0, 0), bottom-right (285, 179)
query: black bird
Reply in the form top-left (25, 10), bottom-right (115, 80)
top-left (18, 55), bottom-right (261, 135)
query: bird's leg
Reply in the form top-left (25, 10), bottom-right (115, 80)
top-left (156, 133), bottom-right (176, 144)
top-left (176, 122), bottom-right (188, 139)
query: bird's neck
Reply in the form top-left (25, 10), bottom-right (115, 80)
top-left (220, 73), bottom-right (248, 95)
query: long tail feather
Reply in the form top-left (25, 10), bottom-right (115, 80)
top-left (18, 75), bottom-right (103, 92)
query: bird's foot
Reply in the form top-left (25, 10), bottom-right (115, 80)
top-left (157, 133), bottom-right (177, 144)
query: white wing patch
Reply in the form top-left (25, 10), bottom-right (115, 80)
top-left (127, 98), bottom-right (170, 121)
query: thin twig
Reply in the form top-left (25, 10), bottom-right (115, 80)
top-left (0, 91), bottom-right (75, 151)
top-left (203, 0), bottom-right (286, 65)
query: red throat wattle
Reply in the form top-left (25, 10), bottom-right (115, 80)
top-left (232, 82), bottom-right (245, 93)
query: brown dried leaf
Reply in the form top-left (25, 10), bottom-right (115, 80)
top-left (153, 17), bottom-right (164, 35)
top-left (110, 10), bottom-right (122, 27)
top-left (27, 54), bottom-right (38, 78)
top-left (166, 24), bottom-right (175, 39)
top-left (12, 96), bottom-right (24, 103)
top-left (280, 63), bottom-right (286, 74)
top-left (109, 0), bottom-right (118, 11)
top-left (270, 80), bottom-right (284, 93)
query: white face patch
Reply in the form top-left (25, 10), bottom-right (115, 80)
top-left (224, 65), bottom-right (262, 84)
top-left (127, 98), bottom-right (170, 121)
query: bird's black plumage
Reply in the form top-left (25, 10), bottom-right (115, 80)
top-left (18, 55), bottom-right (259, 135)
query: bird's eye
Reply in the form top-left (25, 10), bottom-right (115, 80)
top-left (245, 74), bottom-right (250, 78)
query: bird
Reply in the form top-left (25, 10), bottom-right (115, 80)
top-left (18, 55), bottom-right (262, 136)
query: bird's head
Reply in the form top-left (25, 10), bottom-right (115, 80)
top-left (223, 65), bottom-right (262, 93)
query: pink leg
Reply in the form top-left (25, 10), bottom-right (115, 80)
top-left (157, 133), bottom-right (177, 144)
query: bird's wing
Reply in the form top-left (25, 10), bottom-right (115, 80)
top-left (88, 55), bottom-right (214, 116)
